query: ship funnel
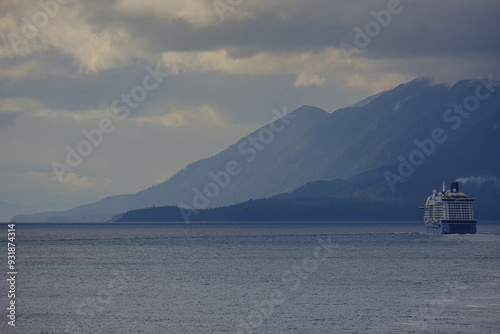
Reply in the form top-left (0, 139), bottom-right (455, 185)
top-left (451, 181), bottom-right (459, 193)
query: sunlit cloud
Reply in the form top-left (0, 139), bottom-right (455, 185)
top-left (293, 72), bottom-right (327, 88)
top-left (0, 1), bottom-right (145, 73)
top-left (160, 48), bottom-right (345, 76)
top-left (40, 3), bottom-right (136, 73)
top-left (23, 170), bottom-right (113, 194)
top-left (113, 0), bottom-right (218, 28)
top-left (0, 98), bottom-right (111, 121)
top-left (0, 58), bottom-right (70, 80)
top-left (159, 47), bottom-right (415, 93)
top-left (134, 105), bottom-right (227, 128)
top-left (28, 171), bottom-right (99, 191)
top-left (112, 0), bottom-right (305, 28)
top-left (0, 97), bottom-right (42, 113)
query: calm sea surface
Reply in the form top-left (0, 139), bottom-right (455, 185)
top-left (1, 222), bottom-right (500, 334)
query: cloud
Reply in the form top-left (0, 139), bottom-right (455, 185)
top-left (0, 97), bottom-right (42, 113)
top-left (345, 72), bottom-right (411, 93)
top-left (0, 1), bottom-right (144, 73)
top-left (2, 0), bottom-right (499, 75)
top-left (40, 3), bottom-right (136, 73)
top-left (112, 0), bottom-right (307, 28)
top-left (159, 47), bottom-right (340, 77)
top-left (113, 0), bottom-right (219, 28)
top-left (0, 58), bottom-right (51, 80)
top-left (27, 170), bottom-right (104, 191)
top-left (293, 72), bottom-right (327, 87)
top-left (158, 47), bottom-right (418, 93)
top-left (0, 97), bottom-right (111, 122)
top-left (134, 105), bottom-right (227, 127)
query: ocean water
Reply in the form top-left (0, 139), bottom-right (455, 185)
top-left (1, 221), bottom-right (500, 334)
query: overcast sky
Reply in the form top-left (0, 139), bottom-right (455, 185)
top-left (0, 0), bottom-right (499, 211)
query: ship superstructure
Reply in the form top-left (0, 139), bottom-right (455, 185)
top-left (421, 181), bottom-right (477, 234)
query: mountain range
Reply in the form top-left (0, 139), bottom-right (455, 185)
top-left (12, 77), bottom-right (500, 222)
top-left (0, 201), bottom-right (36, 222)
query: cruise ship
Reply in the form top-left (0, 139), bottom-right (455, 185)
top-left (421, 181), bottom-right (477, 234)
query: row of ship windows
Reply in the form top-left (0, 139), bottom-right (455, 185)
top-left (445, 207), bottom-right (474, 219)
top-left (424, 206), bottom-right (473, 219)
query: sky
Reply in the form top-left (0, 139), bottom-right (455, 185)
top-left (0, 0), bottom-right (499, 211)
